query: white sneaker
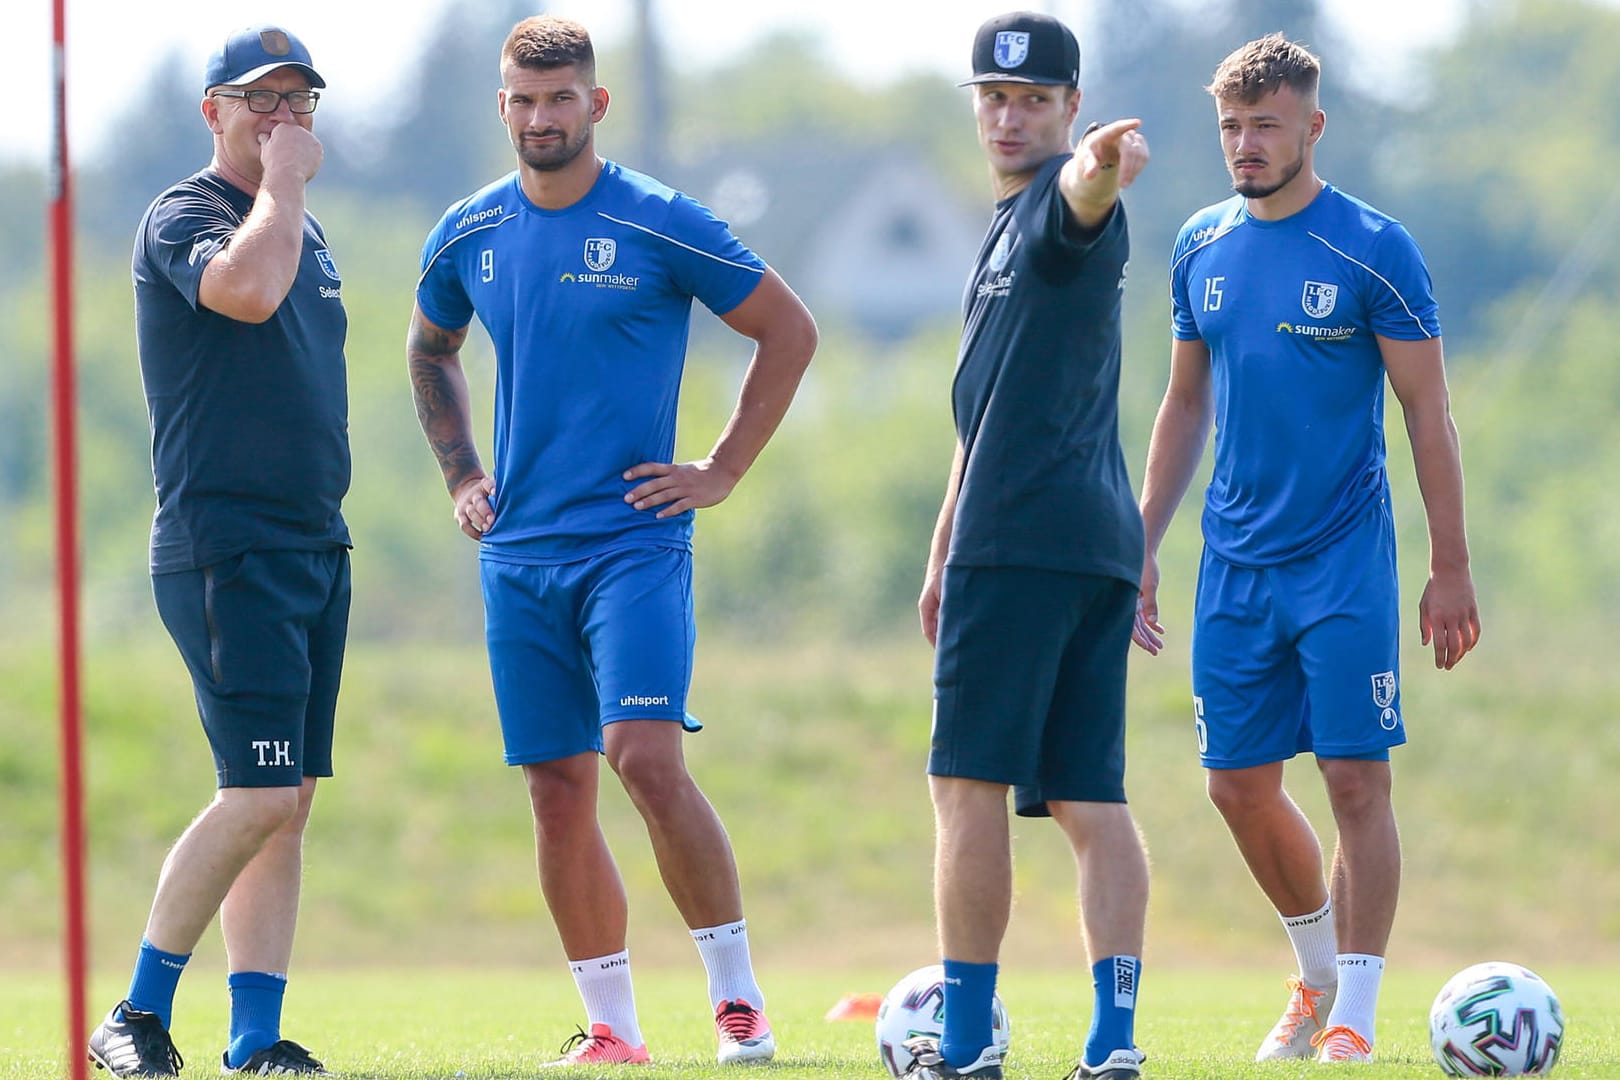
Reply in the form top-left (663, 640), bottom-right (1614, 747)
top-left (1312, 1024), bottom-right (1373, 1063)
top-left (1254, 976), bottom-right (1335, 1061)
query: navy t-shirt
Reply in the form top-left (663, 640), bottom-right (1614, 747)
top-left (133, 170), bottom-right (351, 573)
top-left (948, 154), bottom-right (1144, 586)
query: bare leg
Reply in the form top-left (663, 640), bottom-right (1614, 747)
top-left (220, 778), bottom-right (318, 973)
top-left (928, 776), bottom-right (1011, 963)
top-left (1206, 763), bottom-right (1330, 917)
top-left (1318, 759), bottom-right (1398, 955)
top-left (143, 785), bottom-right (302, 956)
top-left (1049, 801), bottom-right (1148, 961)
top-left (604, 721), bottom-right (742, 927)
top-left (524, 753), bottom-right (629, 960)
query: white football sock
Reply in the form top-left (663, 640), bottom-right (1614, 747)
top-left (1326, 953), bottom-right (1385, 1041)
top-left (1279, 898), bottom-right (1338, 989)
top-left (691, 919), bottom-right (765, 1010)
top-left (570, 949), bottom-right (643, 1046)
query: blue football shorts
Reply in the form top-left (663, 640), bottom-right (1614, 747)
top-left (152, 548), bottom-right (350, 788)
top-left (930, 566), bottom-right (1136, 817)
top-left (481, 545), bottom-right (703, 766)
top-left (1190, 499), bottom-right (1404, 770)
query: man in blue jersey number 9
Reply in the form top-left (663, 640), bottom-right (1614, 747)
top-left (406, 15), bottom-right (816, 1071)
top-left (1135, 33), bottom-right (1481, 1065)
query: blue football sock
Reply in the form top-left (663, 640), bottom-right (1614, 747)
top-left (1085, 955), bottom-right (1141, 1065)
top-left (124, 939), bottom-right (190, 1029)
top-left (940, 959), bottom-right (998, 1069)
top-left (225, 971), bottom-right (287, 1068)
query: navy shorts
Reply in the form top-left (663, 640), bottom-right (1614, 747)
top-left (481, 546), bottom-right (703, 766)
top-left (153, 548), bottom-right (350, 788)
top-left (1191, 499), bottom-right (1404, 769)
top-left (930, 566), bottom-right (1136, 817)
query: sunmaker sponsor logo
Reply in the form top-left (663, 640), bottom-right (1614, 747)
top-left (1275, 321), bottom-right (1358, 342)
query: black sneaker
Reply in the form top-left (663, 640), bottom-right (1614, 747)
top-left (221, 1040), bottom-right (330, 1075)
top-left (88, 1001), bottom-right (183, 1078)
top-left (902, 1036), bottom-right (1004, 1079)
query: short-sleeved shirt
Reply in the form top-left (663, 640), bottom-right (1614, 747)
top-left (133, 170), bottom-right (352, 574)
top-left (1169, 184), bottom-right (1441, 567)
top-left (948, 153), bottom-right (1143, 586)
top-left (415, 161), bottom-right (767, 565)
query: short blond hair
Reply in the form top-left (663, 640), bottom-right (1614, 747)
top-left (501, 15), bottom-right (595, 81)
top-left (1207, 32), bottom-right (1319, 108)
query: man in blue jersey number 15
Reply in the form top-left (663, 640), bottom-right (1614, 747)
top-left (406, 15), bottom-right (817, 1071)
top-left (1134, 34), bottom-right (1481, 1064)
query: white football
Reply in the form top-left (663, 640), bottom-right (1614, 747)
top-left (875, 964), bottom-right (1011, 1079)
top-left (1429, 960), bottom-right (1564, 1076)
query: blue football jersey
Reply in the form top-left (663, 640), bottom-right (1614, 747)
top-left (1169, 184), bottom-right (1441, 567)
top-left (417, 161), bottom-right (767, 563)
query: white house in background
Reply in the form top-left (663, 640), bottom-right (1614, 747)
top-left (675, 143), bottom-right (986, 339)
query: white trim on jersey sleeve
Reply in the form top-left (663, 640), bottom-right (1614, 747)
top-left (1308, 230), bottom-right (1435, 339)
top-left (416, 214), bottom-right (521, 291)
top-left (595, 211), bottom-right (765, 273)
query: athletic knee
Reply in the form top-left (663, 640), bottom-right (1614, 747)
top-left (607, 744), bottom-right (689, 810)
top-left (1206, 771), bottom-right (1280, 821)
top-left (1319, 761), bottom-right (1392, 819)
top-left (217, 785), bottom-right (301, 839)
top-left (523, 759), bottom-right (598, 835)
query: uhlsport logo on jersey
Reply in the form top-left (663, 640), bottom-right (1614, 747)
top-left (584, 237), bottom-right (617, 271)
top-left (1301, 280), bottom-right (1338, 318)
top-left (994, 31), bottom-right (1031, 68)
top-left (315, 249), bottom-right (340, 281)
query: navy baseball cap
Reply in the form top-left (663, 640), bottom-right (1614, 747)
top-left (204, 26), bottom-right (325, 91)
top-left (960, 11), bottom-right (1081, 87)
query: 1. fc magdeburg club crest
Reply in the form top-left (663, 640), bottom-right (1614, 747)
top-left (994, 31), bottom-right (1030, 68)
top-left (1371, 671), bottom-right (1397, 709)
top-left (584, 238), bottom-right (617, 272)
top-left (1301, 280), bottom-right (1338, 318)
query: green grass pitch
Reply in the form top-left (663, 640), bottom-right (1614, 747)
top-left (1, 967), bottom-right (1616, 1078)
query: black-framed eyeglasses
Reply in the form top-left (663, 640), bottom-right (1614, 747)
top-left (210, 89), bottom-right (321, 114)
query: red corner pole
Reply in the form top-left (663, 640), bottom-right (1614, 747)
top-left (49, 0), bottom-right (90, 1076)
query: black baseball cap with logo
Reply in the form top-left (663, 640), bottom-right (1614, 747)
top-left (204, 25), bottom-right (325, 92)
top-left (959, 11), bottom-right (1081, 88)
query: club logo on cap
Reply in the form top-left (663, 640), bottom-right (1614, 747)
top-left (260, 29), bottom-right (291, 57)
top-left (994, 31), bottom-right (1030, 69)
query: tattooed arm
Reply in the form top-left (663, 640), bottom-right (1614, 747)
top-left (406, 304), bottom-right (493, 540)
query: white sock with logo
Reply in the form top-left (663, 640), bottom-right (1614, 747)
top-left (690, 919), bottom-right (765, 1011)
top-left (1325, 953), bottom-right (1384, 1041)
top-left (1279, 898), bottom-right (1338, 989)
top-left (569, 949), bottom-right (643, 1046)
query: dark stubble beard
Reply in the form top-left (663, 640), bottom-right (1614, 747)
top-left (1231, 134), bottom-right (1307, 199)
top-left (516, 124), bottom-right (591, 172)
